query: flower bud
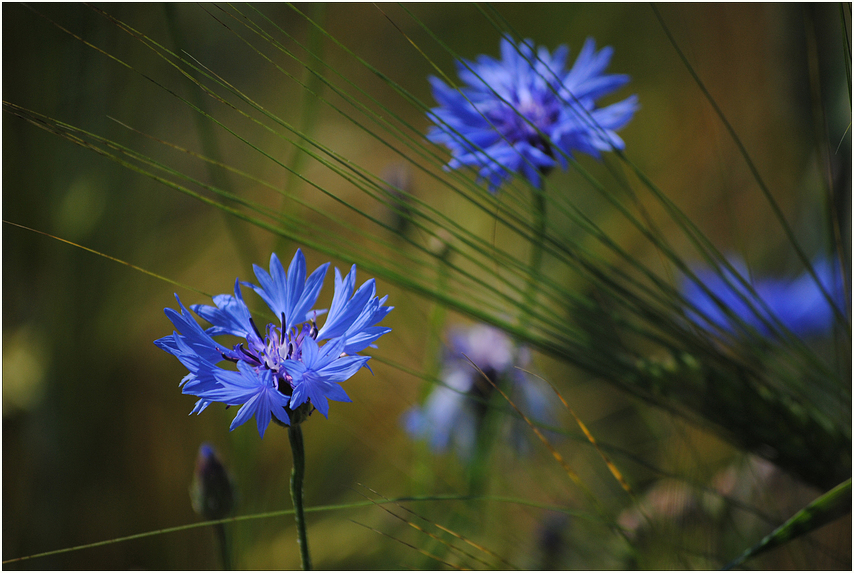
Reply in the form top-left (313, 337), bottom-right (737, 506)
top-left (190, 443), bottom-right (235, 520)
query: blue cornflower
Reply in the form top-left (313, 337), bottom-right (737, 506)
top-left (155, 250), bottom-right (393, 437)
top-left (427, 36), bottom-right (638, 192)
top-left (681, 256), bottom-right (847, 339)
top-left (404, 324), bottom-right (553, 459)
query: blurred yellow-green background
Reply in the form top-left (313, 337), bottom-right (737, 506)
top-left (3, 3), bottom-right (850, 569)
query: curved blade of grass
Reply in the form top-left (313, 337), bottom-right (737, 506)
top-left (3, 101), bottom-right (552, 343)
top-left (839, 3), bottom-right (852, 105)
top-left (10, 92), bottom-right (847, 491)
top-left (723, 478), bottom-right (852, 570)
top-left (91, 10), bottom-right (589, 343)
top-left (463, 3), bottom-right (850, 363)
top-left (87, 1), bottom-right (852, 371)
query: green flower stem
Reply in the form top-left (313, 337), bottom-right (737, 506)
top-left (288, 425), bottom-right (312, 570)
top-left (469, 183), bottom-right (547, 493)
top-left (521, 184), bottom-right (548, 329)
top-left (413, 245), bottom-right (451, 492)
top-left (213, 522), bottom-right (231, 570)
top-left (467, 385), bottom-right (506, 495)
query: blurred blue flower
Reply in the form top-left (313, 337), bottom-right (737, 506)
top-left (427, 36), bottom-right (638, 192)
top-left (190, 443), bottom-right (235, 520)
top-left (155, 250), bottom-right (393, 437)
top-left (681, 256), bottom-right (848, 339)
top-left (404, 324), bottom-right (553, 459)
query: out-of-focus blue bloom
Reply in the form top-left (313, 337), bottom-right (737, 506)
top-left (404, 324), bottom-right (553, 459)
top-left (190, 443), bottom-right (235, 520)
top-left (155, 250), bottom-right (393, 437)
top-left (681, 256), bottom-right (848, 339)
top-left (427, 36), bottom-right (638, 192)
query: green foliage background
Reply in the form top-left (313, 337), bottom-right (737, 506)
top-left (3, 3), bottom-right (850, 569)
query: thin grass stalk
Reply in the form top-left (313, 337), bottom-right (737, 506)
top-left (723, 478), bottom-right (852, 570)
top-left (352, 488), bottom-right (497, 569)
top-left (10, 188), bottom-right (836, 544)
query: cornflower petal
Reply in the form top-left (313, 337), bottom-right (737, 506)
top-left (291, 261), bottom-right (331, 332)
top-left (191, 280), bottom-right (255, 339)
top-left (404, 386), bottom-right (471, 453)
top-left (341, 326), bottom-right (393, 355)
top-left (770, 258), bottom-right (846, 335)
top-left (283, 337), bottom-right (367, 418)
top-left (193, 363), bottom-right (290, 437)
top-left (342, 300), bottom-right (394, 354)
top-left (250, 252), bottom-right (288, 319)
top-left (169, 335), bottom-right (221, 391)
top-left (248, 250), bottom-right (330, 331)
top-left (155, 294), bottom-right (230, 365)
top-left (283, 251), bottom-right (303, 317)
top-left (562, 38), bottom-right (612, 89)
top-left (316, 269), bottom-right (395, 354)
top-left (316, 266), bottom-right (360, 340)
top-left (189, 398), bottom-right (212, 415)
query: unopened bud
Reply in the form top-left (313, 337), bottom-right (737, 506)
top-left (190, 443), bottom-right (235, 520)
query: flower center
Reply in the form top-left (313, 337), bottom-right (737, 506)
top-left (262, 323), bottom-right (288, 371)
top-left (490, 93), bottom-right (560, 155)
top-left (232, 317), bottom-right (321, 397)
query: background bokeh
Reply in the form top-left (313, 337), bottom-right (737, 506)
top-left (3, 3), bottom-right (850, 569)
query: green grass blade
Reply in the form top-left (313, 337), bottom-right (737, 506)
top-left (723, 479), bottom-right (852, 570)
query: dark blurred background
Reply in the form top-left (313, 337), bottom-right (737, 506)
top-left (3, 3), bottom-right (850, 569)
